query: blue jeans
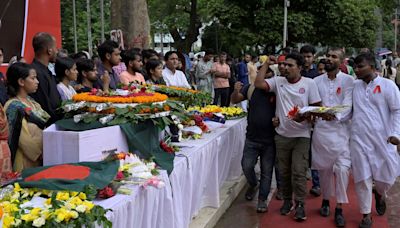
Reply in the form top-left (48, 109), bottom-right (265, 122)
top-left (241, 138), bottom-right (277, 200)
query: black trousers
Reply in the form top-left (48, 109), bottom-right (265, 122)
top-left (213, 87), bottom-right (230, 107)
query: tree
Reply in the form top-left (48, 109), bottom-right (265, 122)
top-left (210, 0), bottom-right (379, 51)
top-left (110, 0), bottom-right (151, 49)
top-left (147, 0), bottom-right (218, 53)
top-left (61, 0), bottom-right (111, 54)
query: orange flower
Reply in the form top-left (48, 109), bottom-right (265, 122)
top-left (72, 92), bottom-right (167, 104)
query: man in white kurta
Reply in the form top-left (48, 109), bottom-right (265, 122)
top-left (352, 53), bottom-right (400, 228)
top-left (312, 48), bottom-right (354, 227)
top-left (162, 51), bottom-right (191, 89)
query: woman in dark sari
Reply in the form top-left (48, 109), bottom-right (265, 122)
top-left (4, 63), bottom-right (50, 171)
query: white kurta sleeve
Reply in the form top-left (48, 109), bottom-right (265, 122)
top-left (339, 77), bottom-right (354, 122)
top-left (388, 81), bottom-right (400, 138)
top-left (308, 80), bottom-right (321, 104)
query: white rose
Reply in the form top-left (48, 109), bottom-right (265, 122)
top-left (75, 205), bottom-right (87, 213)
top-left (32, 217), bottom-right (46, 227)
top-left (70, 210), bottom-right (79, 219)
top-left (177, 124), bottom-right (184, 130)
top-left (13, 219), bottom-right (22, 226)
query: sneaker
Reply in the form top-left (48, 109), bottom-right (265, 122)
top-left (280, 199), bottom-right (294, 215)
top-left (245, 185), bottom-right (257, 201)
top-left (359, 216), bottom-right (372, 228)
top-left (320, 199), bottom-right (330, 217)
top-left (294, 201), bottom-right (307, 221)
top-left (374, 191), bottom-right (386, 215)
top-left (334, 208), bottom-right (345, 227)
top-left (310, 186), bottom-right (321, 197)
top-left (257, 199), bottom-right (268, 213)
top-left (275, 189), bottom-right (283, 200)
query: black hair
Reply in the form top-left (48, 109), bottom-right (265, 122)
top-left (204, 49), bottom-right (214, 56)
top-left (219, 52), bottom-right (227, 56)
top-left (76, 59), bottom-right (95, 83)
top-left (72, 51), bottom-right (89, 60)
top-left (354, 53), bottom-right (376, 69)
top-left (317, 58), bottom-right (327, 66)
top-left (6, 62), bottom-right (35, 97)
top-left (164, 51), bottom-right (178, 61)
top-left (32, 32), bottom-right (55, 53)
top-left (122, 48), bottom-right (142, 66)
top-left (142, 49), bottom-right (158, 61)
top-left (285, 52), bottom-right (305, 67)
top-left (97, 40), bottom-right (119, 61)
top-left (300, 45), bottom-right (316, 55)
top-left (327, 47), bottom-right (345, 60)
top-left (55, 57), bottom-right (76, 82)
top-left (146, 59), bottom-right (163, 77)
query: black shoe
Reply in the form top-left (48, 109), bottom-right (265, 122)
top-left (245, 185), bottom-right (257, 201)
top-left (257, 199), bottom-right (268, 213)
top-left (280, 199), bottom-right (293, 215)
top-left (275, 189), bottom-right (283, 200)
top-left (334, 208), bottom-right (345, 227)
top-left (310, 186), bottom-right (321, 197)
top-left (359, 216), bottom-right (372, 228)
top-left (374, 191), bottom-right (386, 215)
top-left (294, 201), bottom-right (307, 221)
top-left (320, 199), bottom-right (330, 217)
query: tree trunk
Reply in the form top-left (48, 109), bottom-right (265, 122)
top-left (110, 0), bottom-right (150, 49)
top-left (169, 0), bottom-right (201, 53)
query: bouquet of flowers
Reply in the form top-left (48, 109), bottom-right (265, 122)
top-left (0, 183), bottom-right (111, 228)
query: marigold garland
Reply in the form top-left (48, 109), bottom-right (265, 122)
top-left (72, 92), bottom-right (168, 104)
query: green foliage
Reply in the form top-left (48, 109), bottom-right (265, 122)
top-left (61, 0), bottom-right (111, 54)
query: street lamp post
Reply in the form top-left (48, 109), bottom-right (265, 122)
top-left (283, 0), bottom-right (289, 48)
top-left (86, 0), bottom-right (93, 57)
top-left (73, 0), bottom-right (78, 53)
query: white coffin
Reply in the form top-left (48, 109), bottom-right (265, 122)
top-left (43, 124), bottom-right (129, 166)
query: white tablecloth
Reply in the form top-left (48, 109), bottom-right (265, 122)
top-left (94, 118), bottom-right (246, 228)
top-left (170, 118), bottom-right (246, 228)
top-left (94, 170), bottom-right (175, 228)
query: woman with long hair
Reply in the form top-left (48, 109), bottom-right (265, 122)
top-left (145, 59), bottom-right (166, 85)
top-left (55, 57), bottom-right (78, 101)
top-left (4, 62), bottom-right (50, 171)
top-left (384, 59), bottom-right (397, 82)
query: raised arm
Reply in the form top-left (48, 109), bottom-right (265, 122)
top-left (254, 60), bottom-right (270, 91)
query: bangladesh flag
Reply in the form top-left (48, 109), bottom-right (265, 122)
top-left (18, 159), bottom-right (119, 192)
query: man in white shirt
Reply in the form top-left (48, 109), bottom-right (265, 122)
top-left (352, 52), bottom-right (400, 228)
top-left (162, 51), bottom-right (191, 89)
top-left (312, 48), bottom-right (354, 227)
top-left (255, 52), bottom-right (321, 221)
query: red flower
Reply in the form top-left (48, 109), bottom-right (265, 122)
top-left (336, 87), bottom-right (341, 95)
top-left (24, 107), bottom-right (32, 114)
top-left (373, 85), bottom-right (381, 94)
top-left (115, 171), bottom-right (125, 181)
top-left (287, 105), bottom-right (299, 119)
top-left (98, 186), bottom-right (115, 198)
top-left (140, 87), bottom-right (147, 93)
top-left (122, 85), bottom-right (129, 90)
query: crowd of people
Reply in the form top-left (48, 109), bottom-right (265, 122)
top-left (0, 31), bottom-right (400, 228)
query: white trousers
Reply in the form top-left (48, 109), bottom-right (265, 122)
top-left (355, 177), bottom-right (392, 214)
top-left (319, 162), bottom-right (350, 203)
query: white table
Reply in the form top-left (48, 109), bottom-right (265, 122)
top-left (86, 118), bottom-right (247, 228)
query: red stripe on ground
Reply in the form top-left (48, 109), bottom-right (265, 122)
top-left (260, 179), bottom-right (388, 228)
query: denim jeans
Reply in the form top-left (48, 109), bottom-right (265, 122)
top-left (241, 138), bottom-right (276, 200)
top-left (311, 169), bottom-right (320, 188)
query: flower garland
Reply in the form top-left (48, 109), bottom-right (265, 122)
top-left (72, 92), bottom-right (167, 104)
top-left (0, 183), bottom-right (111, 228)
top-left (187, 105), bottom-right (245, 119)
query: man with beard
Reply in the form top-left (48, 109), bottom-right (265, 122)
top-left (352, 53), bottom-right (400, 228)
top-left (96, 40), bottom-right (122, 90)
top-left (30, 32), bottom-right (61, 124)
top-left (255, 52), bottom-right (321, 221)
top-left (312, 48), bottom-right (354, 227)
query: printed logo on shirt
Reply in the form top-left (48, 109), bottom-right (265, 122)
top-left (299, 88), bottom-right (305, 94)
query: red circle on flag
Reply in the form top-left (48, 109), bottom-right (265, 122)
top-left (299, 88), bottom-right (305, 94)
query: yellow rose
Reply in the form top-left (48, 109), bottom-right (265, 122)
top-left (82, 201), bottom-right (94, 212)
top-left (21, 213), bottom-right (37, 222)
top-left (56, 192), bottom-right (70, 201)
top-left (14, 183), bottom-right (21, 192)
top-left (30, 207), bottom-right (41, 216)
top-left (78, 192), bottom-right (87, 200)
top-left (3, 215), bottom-right (15, 228)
